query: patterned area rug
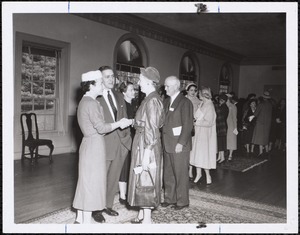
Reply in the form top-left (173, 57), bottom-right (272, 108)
top-left (23, 189), bottom-right (286, 224)
top-left (218, 156), bottom-right (268, 172)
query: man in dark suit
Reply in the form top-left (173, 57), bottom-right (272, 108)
top-left (161, 76), bottom-right (194, 210)
top-left (92, 66), bottom-right (132, 222)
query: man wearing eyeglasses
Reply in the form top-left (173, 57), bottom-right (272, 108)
top-left (92, 66), bottom-right (132, 223)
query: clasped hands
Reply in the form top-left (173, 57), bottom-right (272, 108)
top-left (118, 118), bottom-right (133, 129)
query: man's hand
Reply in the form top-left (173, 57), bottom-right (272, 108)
top-left (175, 143), bottom-right (183, 153)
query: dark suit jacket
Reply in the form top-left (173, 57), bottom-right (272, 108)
top-left (162, 93), bottom-right (194, 153)
top-left (97, 90), bottom-right (132, 160)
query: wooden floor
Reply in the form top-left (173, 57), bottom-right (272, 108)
top-left (14, 149), bottom-right (286, 223)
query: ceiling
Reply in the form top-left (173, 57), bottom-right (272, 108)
top-left (76, 12), bottom-right (286, 64)
top-left (130, 13), bottom-right (286, 64)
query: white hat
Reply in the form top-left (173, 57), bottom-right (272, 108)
top-left (185, 83), bottom-right (197, 91)
top-left (81, 70), bottom-right (102, 82)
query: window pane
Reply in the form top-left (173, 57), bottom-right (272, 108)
top-left (44, 66), bottom-right (56, 82)
top-left (45, 83), bottom-right (55, 97)
top-left (21, 98), bottom-right (33, 112)
top-left (32, 82), bottom-right (44, 97)
top-left (46, 99), bottom-right (55, 113)
top-left (34, 99), bottom-right (45, 111)
top-left (22, 52), bottom-right (32, 65)
top-left (21, 79), bottom-right (32, 98)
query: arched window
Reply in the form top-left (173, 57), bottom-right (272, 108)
top-left (114, 33), bottom-right (148, 103)
top-left (219, 63), bottom-right (233, 94)
top-left (179, 52), bottom-right (199, 91)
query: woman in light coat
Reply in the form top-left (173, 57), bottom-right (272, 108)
top-left (226, 94), bottom-right (238, 161)
top-left (189, 87), bottom-right (217, 184)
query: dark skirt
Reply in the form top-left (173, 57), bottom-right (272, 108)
top-left (119, 151), bottom-right (131, 182)
top-left (217, 136), bottom-right (227, 151)
top-left (242, 124), bottom-right (255, 144)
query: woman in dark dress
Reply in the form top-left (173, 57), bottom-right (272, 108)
top-left (118, 82), bottom-right (139, 204)
top-left (215, 93), bottom-right (229, 163)
top-left (241, 99), bottom-right (257, 155)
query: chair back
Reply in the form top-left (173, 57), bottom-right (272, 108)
top-left (20, 113), bottom-right (39, 141)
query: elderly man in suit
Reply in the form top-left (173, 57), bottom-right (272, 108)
top-left (92, 66), bottom-right (132, 223)
top-left (161, 76), bottom-right (194, 210)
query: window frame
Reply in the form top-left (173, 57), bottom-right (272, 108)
top-left (179, 51), bottom-right (200, 90)
top-left (15, 32), bottom-right (70, 135)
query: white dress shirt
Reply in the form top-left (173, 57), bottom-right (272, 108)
top-left (169, 91), bottom-right (180, 109)
top-left (103, 89), bottom-right (118, 121)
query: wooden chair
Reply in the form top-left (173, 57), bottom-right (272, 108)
top-left (20, 113), bottom-right (54, 165)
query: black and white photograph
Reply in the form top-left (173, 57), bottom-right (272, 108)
top-left (2, 1), bottom-right (298, 234)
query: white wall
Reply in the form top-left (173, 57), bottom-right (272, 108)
top-left (238, 65), bottom-right (286, 99)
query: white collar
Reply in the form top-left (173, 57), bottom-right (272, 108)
top-left (170, 91), bottom-right (180, 105)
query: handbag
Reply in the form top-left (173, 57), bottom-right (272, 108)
top-left (191, 126), bottom-right (195, 137)
top-left (135, 170), bottom-right (157, 207)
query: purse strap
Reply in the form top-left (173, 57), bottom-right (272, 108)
top-left (136, 170), bottom-right (155, 187)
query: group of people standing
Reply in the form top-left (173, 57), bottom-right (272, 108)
top-left (72, 66), bottom-right (195, 224)
top-left (72, 65), bottom-right (285, 224)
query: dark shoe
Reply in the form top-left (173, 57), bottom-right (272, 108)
top-left (103, 208), bottom-right (119, 216)
top-left (172, 204), bottom-right (189, 210)
top-left (161, 202), bottom-right (176, 207)
top-left (92, 211), bottom-right (105, 223)
top-left (189, 177), bottom-right (193, 182)
top-left (119, 198), bottom-right (127, 205)
top-left (131, 217), bottom-right (143, 224)
top-left (73, 221), bottom-right (80, 224)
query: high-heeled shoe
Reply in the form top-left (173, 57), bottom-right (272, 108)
top-left (227, 156), bottom-right (232, 161)
top-left (206, 176), bottom-right (212, 185)
top-left (218, 157), bottom-right (225, 164)
top-left (193, 175), bottom-right (202, 184)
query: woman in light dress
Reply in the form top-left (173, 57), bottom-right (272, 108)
top-left (226, 94), bottom-right (238, 161)
top-left (189, 87), bottom-right (217, 184)
top-left (73, 70), bottom-right (131, 224)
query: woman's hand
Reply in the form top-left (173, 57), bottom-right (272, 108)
top-left (119, 118), bottom-right (132, 129)
top-left (142, 148), bottom-right (151, 170)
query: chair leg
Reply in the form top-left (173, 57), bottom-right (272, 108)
top-left (49, 144), bottom-right (54, 163)
top-left (35, 147), bottom-right (39, 163)
top-left (29, 147), bottom-right (35, 165)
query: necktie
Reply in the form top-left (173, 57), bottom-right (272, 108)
top-left (107, 91), bottom-right (118, 121)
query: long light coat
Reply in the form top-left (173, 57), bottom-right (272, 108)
top-left (190, 99), bottom-right (217, 169)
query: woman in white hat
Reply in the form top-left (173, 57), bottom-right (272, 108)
top-left (73, 71), bottom-right (132, 224)
top-left (185, 83), bottom-right (201, 114)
